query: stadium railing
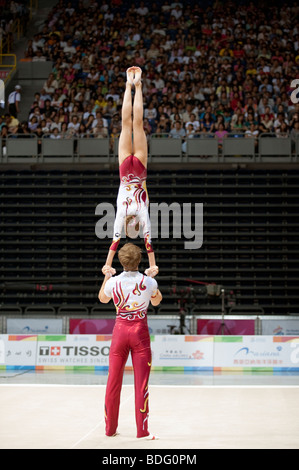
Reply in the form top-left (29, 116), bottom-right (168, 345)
top-left (0, 133), bottom-right (298, 163)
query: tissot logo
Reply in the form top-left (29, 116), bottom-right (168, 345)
top-left (39, 346), bottom-right (61, 356)
top-left (51, 346), bottom-right (61, 356)
top-left (39, 346), bottom-right (51, 356)
top-left (38, 345), bottom-right (110, 356)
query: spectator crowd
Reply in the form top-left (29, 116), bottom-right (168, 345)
top-left (1, 0), bottom-right (299, 154)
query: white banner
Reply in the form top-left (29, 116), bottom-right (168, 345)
top-left (214, 336), bottom-right (299, 369)
top-left (0, 335), bottom-right (37, 367)
top-left (1, 334), bottom-right (299, 370)
top-left (7, 318), bottom-right (63, 334)
top-left (36, 335), bottom-right (111, 368)
top-left (151, 335), bottom-right (214, 369)
top-left (0, 339), bottom-right (5, 365)
top-left (261, 319), bottom-right (299, 336)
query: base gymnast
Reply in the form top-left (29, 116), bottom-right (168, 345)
top-left (102, 66), bottom-right (159, 278)
top-left (99, 242), bottom-right (162, 439)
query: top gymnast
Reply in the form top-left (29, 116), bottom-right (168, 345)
top-left (102, 66), bottom-right (159, 278)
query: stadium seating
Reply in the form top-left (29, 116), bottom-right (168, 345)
top-left (1, 166), bottom-right (298, 316)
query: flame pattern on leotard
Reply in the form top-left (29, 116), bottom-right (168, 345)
top-left (113, 279), bottom-right (147, 320)
top-left (132, 276), bottom-right (146, 296)
top-left (121, 174), bottom-right (148, 212)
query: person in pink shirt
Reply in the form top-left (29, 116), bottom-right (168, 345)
top-left (215, 122), bottom-right (228, 148)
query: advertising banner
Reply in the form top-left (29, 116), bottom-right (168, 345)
top-left (7, 318), bottom-right (63, 334)
top-left (151, 335), bottom-right (214, 370)
top-left (36, 335), bottom-right (112, 368)
top-left (1, 334), bottom-right (299, 371)
top-left (261, 319), bottom-right (299, 336)
top-left (0, 335), bottom-right (37, 368)
top-left (69, 317), bottom-right (193, 335)
top-left (197, 319), bottom-right (255, 335)
top-left (69, 318), bottom-right (115, 334)
top-left (214, 336), bottom-right (299, 370)
top-left (0, 338), bottom-right (5, 365)
top-left (148, 317), bottom-right (192, 335)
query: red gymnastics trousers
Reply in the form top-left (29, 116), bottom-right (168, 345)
top-left (104, 317), bottom-right (152, 438)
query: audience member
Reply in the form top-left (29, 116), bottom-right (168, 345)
top-left (3, 0), bottom-right (297, 155)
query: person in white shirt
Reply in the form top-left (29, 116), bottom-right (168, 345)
top-left (185, 113), bottom-right (200, 132)
top-left (136, 2), bottom-right (149, 16)
top-left (8, 85), bottom-right (21, 117)
top-left (171, 5), bottom-right (182, 19)
top-left (63, 39), bottom-right (76, 57)
top-left (67, 115), bottom-right (80, 133)
top-left (99, 243), bottom-right (162, 439)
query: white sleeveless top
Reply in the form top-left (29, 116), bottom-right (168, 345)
top-left (104, 271), bottom-right (158, 321)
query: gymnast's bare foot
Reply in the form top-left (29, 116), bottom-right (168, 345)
top-left (126, 67), bottom-right (135, 86)
top-left (132, 66), bottom-right (142, 86)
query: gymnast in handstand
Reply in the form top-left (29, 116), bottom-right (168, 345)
top-left (102, 66), bottom-right (158, 278)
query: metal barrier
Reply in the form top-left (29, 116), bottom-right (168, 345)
top-left (259, 132), bottom-right (292, 159)
top-left (5, 134), bottom-right (38, 162)
top-left (77, 137), bottom-right (110, 163)
top-left (148, 133), bottom-right (298, 162)
top-left (186, 135), bottom-right (218, 162)
top-left (222, 135), bottom-right (256, 161)
top-left (149, 134), bottom-right (183, 161)
top-left (0, 132), bottom-right (298, 163)
top-left (0, 54), bottom-right (17, 84)
top-left (0, 19), bottom-right (23, 56)
top-left (41, 135), bottom-right (75, 162)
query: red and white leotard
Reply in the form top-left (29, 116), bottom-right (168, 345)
top-left (110, 155), bottom-right (153, 253)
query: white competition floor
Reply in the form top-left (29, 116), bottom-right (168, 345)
top-left (1, 370), bottom-right (299, 449)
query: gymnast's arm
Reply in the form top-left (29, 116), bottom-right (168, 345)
top-left (150, 288), bottom-right (162, 306)
top-left (104, 241), bottom-right (119, 271)
top-left (141, 209), bottom-right (159, 275)
top-left (102, 208), bottom-right (124, 273)
top-left (98, 274), bottom-right (112, 303)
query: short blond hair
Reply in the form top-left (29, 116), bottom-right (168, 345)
top-left (118, 243), bottom-right (142, 271)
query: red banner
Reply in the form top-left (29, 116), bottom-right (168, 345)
top-left (69, 318), bottom-right (115, 334)
top-left (197, 319), bottom-right (255, 335)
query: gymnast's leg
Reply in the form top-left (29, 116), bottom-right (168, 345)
top-left (102, 68), bottom-right (135, 271)
top-left (118, 68), bottom-right (134, 165)
top-left (132, 67), bottom-right (148, 168)
top-left (104, 322), bottom-right (129, 436)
